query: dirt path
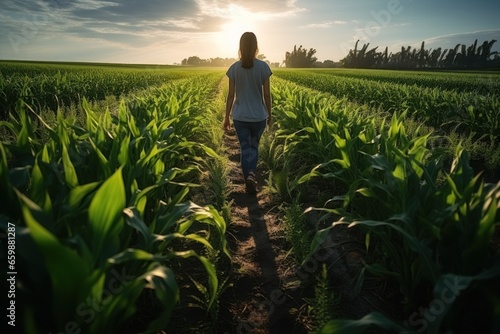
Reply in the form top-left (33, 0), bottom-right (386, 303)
top-left (218, 128), bottom-right (310, 334)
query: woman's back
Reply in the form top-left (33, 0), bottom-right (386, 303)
top-left (226, 58), bottom-right (272, 122)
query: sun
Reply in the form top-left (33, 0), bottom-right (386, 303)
top-left (216, 18), bottom-right (258, 58)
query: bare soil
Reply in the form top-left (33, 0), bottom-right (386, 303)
top-left (217, 128), bottom-right (312, 334)
top-left (215, 128), bottom-right (398, 334)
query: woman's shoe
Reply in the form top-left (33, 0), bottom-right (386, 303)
top-left (245, 172), bottom-right (257, 194)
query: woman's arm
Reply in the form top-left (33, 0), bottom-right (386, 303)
top-left (263, 78), bottom-right (272, 126)
top-left (223, 78), bottom-right (235, 132)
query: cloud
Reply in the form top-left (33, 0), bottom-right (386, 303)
top-left (197, 0), bottom-right (305, 16)
top-left (389, 29), bottom-right (500, 52)
top-left (301, 20), bottom-right (348, 28)
top-left (0, 0), bottom-right (305, 52)
top-left (196, 0), bottom-right (306, 21)
top-left (0, 0), bottom-right (223, 55)
top-left (423, 30), bottom-right (500, 50)
top-left (70, 0), bottom-right (199, 24)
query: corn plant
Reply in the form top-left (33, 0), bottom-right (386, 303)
top-left (307, 123), bottom-right (500, 331)
top-left (267, 78), bottom-right (377, 201)
top-left (268, 73), bottom-right (499, 333)
top-left (275, 69), bottom-right (500, 143)
top-left (0, 71), bottom-right (230, 333)
top-left (0, 61), bottom-right (200, 118)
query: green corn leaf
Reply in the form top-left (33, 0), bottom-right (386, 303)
top-left (107, 248), bottom-right (156, 265)
top-left (319, 312), bottom-right (412, 334)
top-left (137, 144), bottom-right (168, 169)
top-left (183, 233), bottom-right (214, 250)
top-left (444, 173), bottom-right (460, 203)
top-left (127, 112), bottom-right (140, 138)
top-left (284, 110), bottom-right (297, 119)
top-left (88, 137), bottom-right (111, 177)
top-left (41, 144), bottom-right (51, 164)
top-left (175, 250), bottom-right (218, 311)
top-left (365, 232), bottom-right (371, 251)
top-left (367, 153), bottom-right (392, 172)
top-left (118, 135), bottom-right (131, 166)
top-left (152, 191), bottom-right (190, 234)
top-left (18, 190), bottom-right (90, 327)
top-left (108, 133), bottom-right (122, 170)
top-left (56, 113), bottom-right (71, 147)
top-left (30, 160), bottom-right (52, 213)
top-left (449, 147), bottom-right (474, 191)
top-left (83, 98), bottom-right (98, 132)
top-left (68, 182), bottom-right (100, 210)
top-left (0, 142), bottom-right (8, 172)
top-left (88, 167), bottom-right (125, 265)
top-left (0, 120), bottom-right (16, 137)
top-left (8, 165), bottom-right (31, 188)
top-left (118, 99), bottom-right (127, 123)
top-left (461, 184), bottom-right (499, 271)
top-left (123, 207), bottom-right (155, 251)
top-left (365, 263), bottom-right (401, 280)
top-left (143, 266), bottom-right (180, 332)
top-left (199, 143), bottom-right (219, 158)
top-left (356, 187), bottom-right (375, 198)
top-left (62, 144), bottom-right (79, 188)
top-left (349, 219), bottom-right (437, 282)
top-left (154, 159), bottom-right (165, 176)
top-left (101, 108), bottom-right (113, 129)
top-left (353, 267), bottom-right (365, 297)
top-left (88, 273), bottom-right (143, 333)
top-left (425, 267), bottom-right (500, 333)
top-left (306, 226), bottom-right (334, 264)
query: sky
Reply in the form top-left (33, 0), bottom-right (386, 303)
top-left (0, 0), bottom-right (499, 65)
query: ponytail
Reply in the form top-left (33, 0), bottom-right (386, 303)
top-left (239, 32), bottom-right (258, 69)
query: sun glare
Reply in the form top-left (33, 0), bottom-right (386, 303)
top-left (218, 19), bottom-right (256, 57)
top-left (214, 5), bottom-right (260, 58)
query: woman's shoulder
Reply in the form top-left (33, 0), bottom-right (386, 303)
top-left (254, 59), bottom-right (267, 66)
top-left (254, 59), bottom-right (271, 69)
top-left (226, 61), bottom-right (241, 77)
top-left (228, 60), bottom-right (242, 69)
top-left (254, 59), bottom-right (272, 75)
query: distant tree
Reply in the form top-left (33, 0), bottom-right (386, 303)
top-left (257, 54), bottom-right (266, 60)
top-left (341, 40), bottom-right (380, 68)
top-left (210, 57), bottom-right (227, 67)
top-left (284, 45), bottom-right (317, 67)
top-left (492, 54), bottom-right (500, 69)
top-left (186, 56), bottom-right (203, 66)
top-left (322, 59), bottom-right (338, 67)
top-left (314, 60), bottom-right (338, 68)
top-left (427, 47), bottom-right (443, 68)
top-left (180, 56), bottom-right (237, 67)
top-left (475, 39), bottom-right (497, 68)
top-left (339, 39), bottom-right (498, 69)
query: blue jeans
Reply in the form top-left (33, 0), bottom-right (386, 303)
top-left (233, 119), bottom-right (267, 179)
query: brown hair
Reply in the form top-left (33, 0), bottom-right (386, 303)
top-left (239, 32), bottom-right (258, 69)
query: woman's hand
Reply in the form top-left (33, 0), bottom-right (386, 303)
top-left (223, 117), bottom-right (231, 132)
top-left (267, 116), bottom-right (273, 128)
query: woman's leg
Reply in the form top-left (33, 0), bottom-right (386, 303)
top-left (233, 120), bottom-right (252, 179)
top-left (247, 120), bottom-right (267, 174)
top-left (233, 120), bottom-right (266, 180)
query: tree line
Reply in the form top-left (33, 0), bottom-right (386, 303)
top-left (341, 39), bottom-right (499, 69)
top-left (180, 54), bottom-right (281, 68)
top-left (180, 39), bottom-right (499, 69)
top-left (180, 56), bottom-right (236, 67)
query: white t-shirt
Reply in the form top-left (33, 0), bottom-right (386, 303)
top-left (226, 59), bottom-right (272, 122)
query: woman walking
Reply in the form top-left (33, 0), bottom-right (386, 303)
top-left (223, 32), bottom-right (273, 194)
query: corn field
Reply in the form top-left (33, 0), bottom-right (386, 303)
top-left (1, 62), bottom-right (499, 333)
